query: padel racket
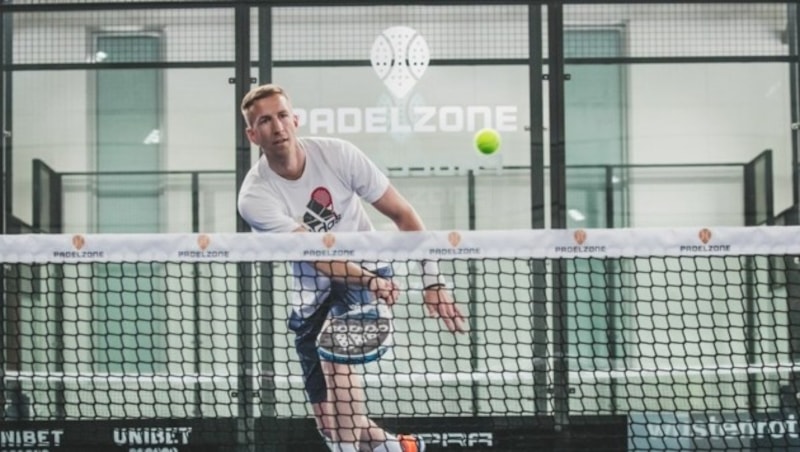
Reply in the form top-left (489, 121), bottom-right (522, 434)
top-left (316, 302), bottom-right (394, 364)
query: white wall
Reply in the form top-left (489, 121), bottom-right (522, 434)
top-left (627, 63), bottom-right (790, 227)
top-left (12, 70), bottom-right (91, 229)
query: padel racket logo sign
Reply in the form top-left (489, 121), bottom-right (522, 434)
top-left (291, 25), bottom-right (520, 134)
top-left (197, 234), bottom-right (211, 251)
top-left (698, 228), bottom-right (712, 244)
top-left (302, 187), bottom-right (341, 232)
top-left (574, 229), bottom-right (587, 245)
top-left (370, 26), bottom-right (430, 99)
top-left (448, 231), bottom-right (461, 247)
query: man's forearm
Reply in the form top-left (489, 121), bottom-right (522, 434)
top-left (312, 260), bottom-right (377, 286)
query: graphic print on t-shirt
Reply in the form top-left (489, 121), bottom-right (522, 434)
top-left (303, 187), bottom-right (341, 232)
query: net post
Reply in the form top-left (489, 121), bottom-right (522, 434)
top-left (745, 254), bottom-right (758, 415)
top-left (236, 261), bottom-right (257, 452)
top-left (258, 262), bottom-right (278, 420)
top-left (468, 258), bottom-right (479, 416)
top-left (551, 258), bottom-right (571, 434)
top-left (0, 265), bottom-right (7, 420)
top-left (49, 263), bottom-right (67, 419)
top-left (255, 6), bottom-right (280, 448)
top-left (467, 168), bottom-right (479, 415)
top-left (527, 2), bottom-right (549, 418)
top-left (191, 172), bottom-right (199, 234)
top-left (191, 261), bottom-right (203, 417)
top-left (604, 165), bottom-right (615, 229)
top-left (233, 5), bottom-right (255, 451)
top-left (531, 258), bottom-right (550, 414)
top-left (547, 0), bottom-right (572, 444)
top-left (603, 257), bottom-right (619, 414)
top-left (468, 169), bottom-right (476, 230)
top-left (191, 169), bottom-right (202, 417)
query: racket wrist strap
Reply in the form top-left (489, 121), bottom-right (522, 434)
top-left (421, 260), bottom-right (446, 289)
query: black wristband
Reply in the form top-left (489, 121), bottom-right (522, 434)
top-left (423, 283), bottom-right (446, 290)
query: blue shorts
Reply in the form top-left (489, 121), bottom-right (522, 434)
top-left (287, 267), bottom-right (392, 404)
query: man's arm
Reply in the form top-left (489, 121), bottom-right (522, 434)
top-left (370, 185), bottom-right (425, 232)
top-left (371, 185), bottom-right (467, 333)
top-left (291, 225), bottom-right (400, 304)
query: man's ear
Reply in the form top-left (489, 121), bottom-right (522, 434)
top-left (245, 126), bottom-right (256, 144)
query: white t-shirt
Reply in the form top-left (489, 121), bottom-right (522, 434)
top-left (237, 137), bottom-right (390, 320)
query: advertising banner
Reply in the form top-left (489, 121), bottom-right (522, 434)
top-left (266, 415), bottom-right (628, 451)
top-left (0, 419), bottom-right (237, 452)
top-left (629, 411), bottom-right (800, 451)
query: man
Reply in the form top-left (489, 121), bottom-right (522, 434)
top-left (237, 84), bottom-right (467, 452)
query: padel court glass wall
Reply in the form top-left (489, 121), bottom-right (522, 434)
top-left (1, 1), bottom-right (799, 451)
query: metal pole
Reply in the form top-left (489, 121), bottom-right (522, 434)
top-left (547, 1), bottom-right (571, 445)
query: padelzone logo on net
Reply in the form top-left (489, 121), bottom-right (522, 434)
top-left (553, 229), bottom-right (607, 254)
top-left (302, 233), bottom-right (356, 258)
top-left (427, 231), bottom-right (481, 256)
top-left (51, 234), bottom-right (105, 259)
top-left (678, 227), bottom-right (732, 253)
top-left (176, 234), bottom-right (230, 259)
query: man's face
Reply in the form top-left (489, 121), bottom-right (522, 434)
top-left (245, 94), bottom-right (299, 156)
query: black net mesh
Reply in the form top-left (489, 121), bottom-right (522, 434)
top-left (272, 5), bottom-right (530, 62)
top-left (6, 3), bottom-right (794, 68)
top-left (10, 8), bottom-right (237, 65)
top-left (1, 229), bottom-right (799, 451)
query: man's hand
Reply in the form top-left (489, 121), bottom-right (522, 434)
top-left (368, 276), bottom-right (400, 305)
top-left (422, 286), bottom-right (467, 333)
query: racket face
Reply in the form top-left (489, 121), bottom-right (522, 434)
top-left (317, 304), bottom-right (393, 364)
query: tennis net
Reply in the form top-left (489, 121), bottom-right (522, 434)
top-left (1, 226), bottom-right (799, 451)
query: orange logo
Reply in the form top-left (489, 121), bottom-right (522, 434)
top-left (574, 229), bottom-right (587, 245)
top-left (698, 228), bottom-right (712, 244)
top-left (448, 231), bottom-right (461, 247)
top-left (197, 234), bottom-right (211, 251)
top-left (72, 234), bottom-right (85, 250)
top-left (322, 233), bottom-right (336, 249)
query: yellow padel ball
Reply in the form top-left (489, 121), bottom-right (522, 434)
top-left (474, 128), bottom-right (501, 155)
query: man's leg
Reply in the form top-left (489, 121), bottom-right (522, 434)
top-left (314, 360), bottom-right (386, 447)
top-left (303, 267), bottom-right (425, 451)
top-left (312, 336), bottom-right (423, 452)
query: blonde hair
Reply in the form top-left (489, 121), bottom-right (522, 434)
top-left (240, 84), bottom-right (289, 126)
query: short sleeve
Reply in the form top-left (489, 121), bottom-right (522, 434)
top-left (237, 172), bottom-right (299, 233)
top-left (342, 140), bottom-right (390, 203)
